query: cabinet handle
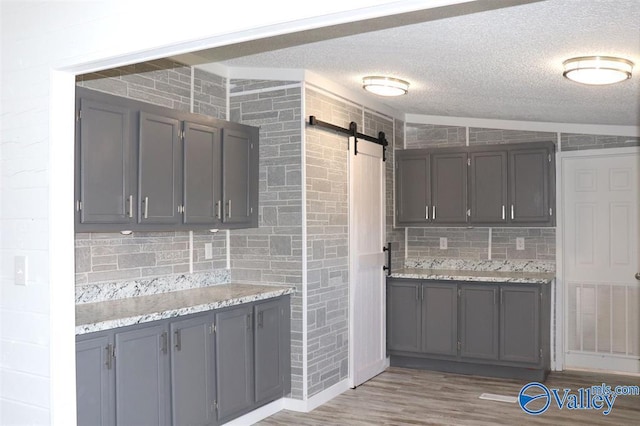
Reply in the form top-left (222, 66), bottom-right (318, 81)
top-left (127, 195), bottom-right (133, 218)
top-left (421, 285), bottom-right (424, 301)
top-left (635, 272), bottom-right (640, 281)
top-left (174, 329), bottom-right (182, 351)
top-left (246, 313), bottom-right (252, 331)
top-left (425, 206), bottom-right (429, 220)
top-left (144, 197), bottom-right (149, 219)
top-left (216, 200), bottom-right (222, 220)
top-left (227, 200), bottom-right (232, 219)
top-left (161, 332), bottom-right (168, 354)
top-left (105, 344), bottom-right (113, 370)
top-left (511, 204), bottom-right (515, 220)
top-left (432, 205), bottom-right (436, 220)
top-left (258, 311), bottom-right (264, 329)
top-left (502, 205), bottom-right (505, 220)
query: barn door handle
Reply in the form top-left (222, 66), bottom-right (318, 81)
top-left (635, 272), bottom-right (640, 281)
top-left (382, 243), bottom-right (391, 276)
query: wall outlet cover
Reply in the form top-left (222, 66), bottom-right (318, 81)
top-left (516, 237), bottom-right (525, 250)
top-left (439, 237), bottom-right (448, 250)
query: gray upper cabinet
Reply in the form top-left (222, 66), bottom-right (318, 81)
top-left (468, 150), bottom-right (508, 224)
top-left (77, 96), bottom-right (136, 227)
top-left (422, 283), bottom-right (458, 356)
top-left (170, 314), bottom-right (216, 426)
top-left (138, 111), bottom-right (182, 225)
top-left (459, 284), bottom-right (499, 361)
top-left (394, 142), bottom-right (554, 227)
top-left (395, 152), bottom-right (430, 226)
top-left (215, 304), bottom-right (254, 424)
top-left (221, 126), bottom-right (259, 228)
top-left (76, 332), bottom-right (115, 426)
top-left (509, 146), bottom-right (552, 225)
top-left (75, 87), bottom-right (259, 231)
top-left (500, 286), bottom-right (540, 364)
top-left (387, 279), bottom-right (421, 353)
top-left (115, 323), bottom-right (171, 426)
top-left (183, 121), bottom-right (223, 225)
top-left (431, 152), bottom-right (468, 224)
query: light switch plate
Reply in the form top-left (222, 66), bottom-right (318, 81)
top-left (516, 237), bottom-right (525, 251)
top-left (204, 243), bottom-right (213, 260)
top-left (439, 237), bottom-right (448, 250)
top-left (15, 255), bottom-right (27, 286)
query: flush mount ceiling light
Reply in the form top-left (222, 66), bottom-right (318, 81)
top-left (362, 76), bottom-right (410, 96)
top-left (562, 56), bottom-right (634, 85)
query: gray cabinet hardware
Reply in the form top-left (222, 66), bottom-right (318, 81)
top-left (257, 312), bottom-right (264, 329)
top-left (105, 344), bottom-right (113, 370)
top-left (502, 205), bottom-right (505, 220)
top-left (161, 331), bottom-right (168, 354)
top-left (511, 204), bottom-right (514, 220)
top-left (174, 329), bottom-right (181, 351)
top-left (432, 205), bottom-right (436, 220)
top-left (227, 200), bottom-right (232, 219)
top-left (425, 206), bottom-right (429, 220)
top-left (144, 197), bottom-right (149, 219)
top-left (127, 195), bottom-right (133, 218)
top-left (216, 200), bottom-right (222, 220)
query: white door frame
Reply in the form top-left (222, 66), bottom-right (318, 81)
top-left (557, 146), bottom-right (640, 372)
top-left (348, 136), bottom-right (388, 387)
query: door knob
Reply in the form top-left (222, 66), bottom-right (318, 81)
top-left (635, 272), bottom-right (640, 281)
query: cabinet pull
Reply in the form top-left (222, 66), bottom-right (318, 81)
top-left (258, 311), bottom-right (264, 329)
top-left (502, 205), bottom-right (505, 220)
top-left (511, 204), bottom-right (515, 220)
top-left (144, 197), bottom-right (149, 219)
top-left (127, 195), bottom-right (133, 218)
top-left (105, 344), bottom-right (113, 370)
top-left (415, 286), bottom-right (419, 301)
top-left (174, 329), bottom-right (182, 351)
top-left (161, 332), bottom-right (168, 354)
top-left (425, 206), bottom-right (429, 220)
top-left (227, 200), bottom-right (232, 218)
top-left (216, 200), bottom-right (222, 220)
top-left (421, 285), bottom-right (424, 301)
top-left (432, 205), bottom-right (436, 220)
top-left (246, 313), bottom-right (252, 331)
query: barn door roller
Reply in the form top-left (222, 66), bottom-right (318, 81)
top-left (308, 115), bottom-right (388, 161)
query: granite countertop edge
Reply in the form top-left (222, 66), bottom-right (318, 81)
top-left (389, 269), bottom-right (555, 284)
top-left (76, 283), bottom-right (295, 335)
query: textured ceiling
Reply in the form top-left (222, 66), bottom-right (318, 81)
top-left (186, 0), bottom-right (640, 126)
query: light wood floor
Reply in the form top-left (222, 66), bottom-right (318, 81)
top-left (258, 367), bottom-right (640, 425)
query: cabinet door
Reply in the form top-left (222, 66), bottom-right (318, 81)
top-left (431, 152), bottom-right (468, 224)
top-left (396, 154), bottom-right (430, 225)
top-left (138, 112), bottom-right (182, 225)
top-left (254, 297), bottom-right (290, 405)
top-left (115, 324), bottom-right (171, 426)
top-left (76, 333), bottom-right (115, 426)
top-left (183, 121), bottom-right (222, 224)
top-left (170, 314), bottom-right (215, 426)
top-left (509, 147), bottom-right (551, 224)
top-left (78, 98), bottom-right (135, 224)
top-left (422, 283), bottom-right (458, 356)
top-left (387, 280), bottom-right (422, 353)
top-left (469, 150), bottom-right (507, 224)
top-left (222, 126), bottom-right (258, 227)
top-left (215, 305), bottom-right (254, 423)
top-left (500, 285), bottom-right (540, 364)
top-left (459, 285), bottom-right (499, 360)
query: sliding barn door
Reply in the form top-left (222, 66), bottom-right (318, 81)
top-left (349, 137), bottom-right (387, 387)
top-left (562, 149), bottom-right (639, 373)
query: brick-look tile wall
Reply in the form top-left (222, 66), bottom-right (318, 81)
top-left (469, 127), bottom-right (555, 145)
top-left (228, 81), bottom-right (305, 399)
top-left (491, 228), bottom-right (555, 261)
top-left (75, 231), bottom-right (227, 285)
top-left (405, 123), bottom-right (466, 148)
top-left (74, 60), bottom-right (229, 287)
top-left (304, 89), bottom-right (356, 397)
top-left (561, 133), bottom-right (640, 151)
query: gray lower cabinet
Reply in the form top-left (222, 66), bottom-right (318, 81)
top-left (115, 323), bottom-right (171, 426)
top-left (459, 284), bottom-right (499, 360)
top-left (387, 278), bottom-right (550, 380)
top-left (76, 332), bottom-right (115, 426)
top-left (170, 314), bottom-right (216, 426)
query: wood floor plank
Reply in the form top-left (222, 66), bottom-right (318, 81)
top-left (258, 367), bottom-right (640, 425)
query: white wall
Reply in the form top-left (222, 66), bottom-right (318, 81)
top-left (0, 1), bottom-right (473, 424)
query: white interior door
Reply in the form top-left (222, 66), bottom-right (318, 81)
top-left (562, 148), bottom-right (640, 373)
top-left (349, 137), bottom-right (387, 387)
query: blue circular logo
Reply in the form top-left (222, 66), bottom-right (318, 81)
top-left (518, 382), bottom-right (551, 415)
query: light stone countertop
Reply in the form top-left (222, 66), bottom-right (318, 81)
top-left (390, 269), bottom-right (554, 284)
top-left (76, 283), bottom-right (295, 335)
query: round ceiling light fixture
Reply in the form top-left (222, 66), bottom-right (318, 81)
top-left (362, 76), bottom-right (410, 96)
top-left (562, 56), bottom-right (634, 85)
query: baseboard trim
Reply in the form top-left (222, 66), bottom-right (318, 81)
top-left (222, 399), bottom-right (284, 426)
top-left (283, 379), bottom-right (351, 412)
top-left (565, 353), bottom-right (640, 375)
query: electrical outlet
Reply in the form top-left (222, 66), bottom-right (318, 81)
top-left (204, 243), bottom-right (213, 260)
top-left (516, 237), bottom-right (525, 251)
top-left (15, 255), bottom-right (27, 286)
top-left (439, 237), bottom-right (448, 250)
